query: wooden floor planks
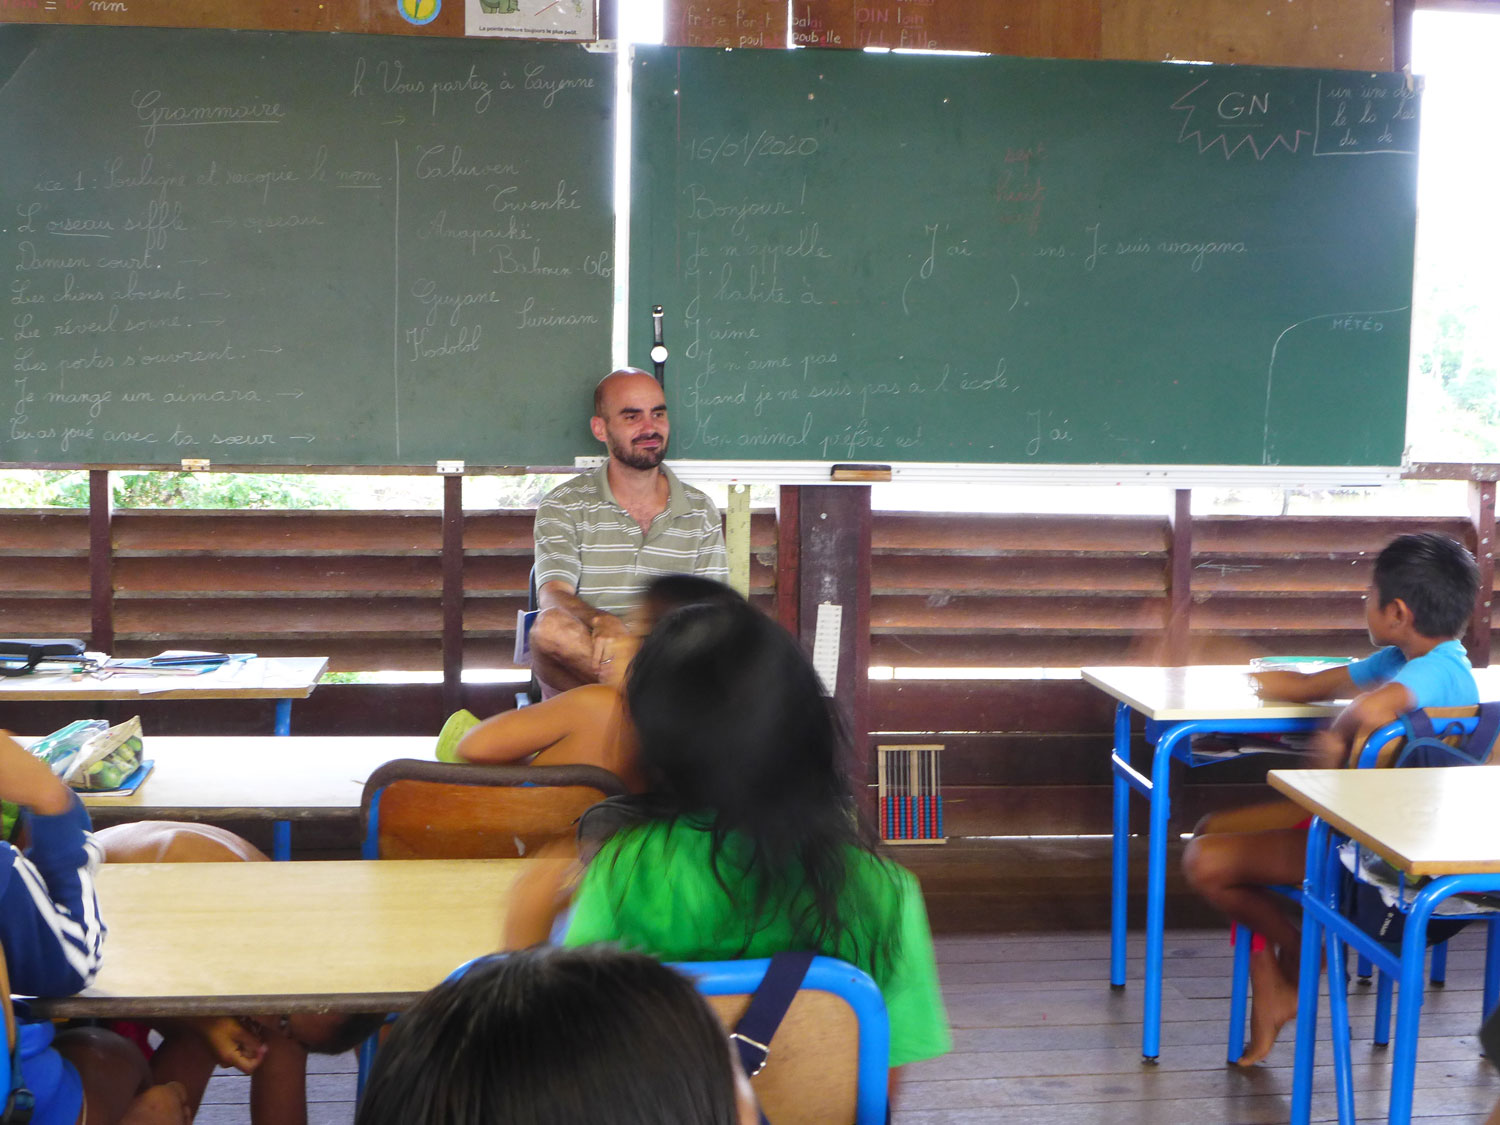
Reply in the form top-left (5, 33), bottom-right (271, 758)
top-left (189, 927), bottom-right (1500, 1123)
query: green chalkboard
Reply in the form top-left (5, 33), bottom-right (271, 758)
top-left (629, 47), bottom-right (1420, 467)
top-left (1, 26), bottom-right (614, 468)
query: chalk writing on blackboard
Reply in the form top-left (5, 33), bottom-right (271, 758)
top-left (3, 28), bottom-right (615, 467)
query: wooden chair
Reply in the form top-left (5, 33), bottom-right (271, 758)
top-left (359, 758), bottom-right (627, 860)
top-left (684, 956), bottom-right (890, 1125)
top-left (355, 758), bottom-right (629, 1098)
top-left (1226, 706), bottom-right (1500, 1062)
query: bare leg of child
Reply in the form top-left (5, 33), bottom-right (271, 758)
top-left (118, 1082), bottom-right (192, 1125)
top-left (95, 821), bottom-right (270, 865)
top-left (146, 1016), bottom-right (270, 1112)
top-left (1182, 824), bottom-right (1309, 1065)
top-left (251, 1026), bottom-right (311, 1125)
top-left (54, 1027), bottom-right (189, 1125)
top-left (1191, 797), bottom-right (1309, 838)
top-left (139, 1021), bottom-right (216, 1112)
top-left (96, 822), bottom-right (319, 1123)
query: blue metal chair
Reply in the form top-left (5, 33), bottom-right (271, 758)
top-left (1292, 816), bottom-right (1500, 1125)
top-left (422, 953), bottom-right (890, 1125)
top-left (1225, 710), bottom-right (1500, 1062)
top-left (679, 956), bottom-right (890, 1125)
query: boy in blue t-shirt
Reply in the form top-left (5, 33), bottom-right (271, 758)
top-left (1182, 533), bottom-right (1481, 1067)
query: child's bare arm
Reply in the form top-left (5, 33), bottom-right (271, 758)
top-left (456, 688), bottom-right (611, 765)
top-left (0, 731), bottom-right (73, 815)
top-left (1310, 681), bottom-right (1414, 767)
top-left (502, 844), bottom-right (582, 948)
top-left (1250, 666), bottom-right (1357, 704)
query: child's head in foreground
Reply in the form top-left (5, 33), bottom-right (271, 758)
top-left (355, 944), bottom-right (756, 1125)
top-left (1371, 532), bottom-right (1479, 641)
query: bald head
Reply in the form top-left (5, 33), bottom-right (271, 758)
top-left (593, 367), bottom-right (657, 416)
top-left (591, 368), bottom-right (669, 471)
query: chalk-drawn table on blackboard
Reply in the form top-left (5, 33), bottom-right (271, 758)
top-left (629, 48), bottom-right (1421, 468)
top-left (1, 26), bottom-right (614, 468)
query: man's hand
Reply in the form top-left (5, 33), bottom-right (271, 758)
top-left (589, 614), bottom-right (631, 681)
top-left (0, 732), bottom-right (73, 816)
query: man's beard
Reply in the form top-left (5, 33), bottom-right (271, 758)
top-left (610, 434), bottom-right (667, 470)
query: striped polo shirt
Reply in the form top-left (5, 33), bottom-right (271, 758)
top-left (533, 463), bottom-right (728, 617)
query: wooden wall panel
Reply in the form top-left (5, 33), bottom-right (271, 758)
top-left (0, 504), bottom-right (771, 673)
top-left (665, 0), bottom-right (1393, 66)
top-left (1194, 515), bottom-right (1473, 556)
top-left (663, 0), bottom-right (788, 47)
top-left (0, 1), bottom-right (334, 32)
top-left (1, 558), bottom-right (88, 594)
top-left (0, 509), bottom-right (88, 554)
top-left (791, 0), bottom-right (853, 47)
top-left (0, 598), bottom-right (92, 634)
top-left (874, 512), bottom-right (1168, 555)
top-left (870, 633), bottom-right (1160, 667)
top-left (851, 0), bottom-right (1100, 56)
top-left (0, 0), bottom-right (606, 38)
top-left (1100, 0), bottom-right (1395, 69)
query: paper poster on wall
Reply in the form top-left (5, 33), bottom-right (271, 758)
top-left (466, 0), bottom-right (597, 39)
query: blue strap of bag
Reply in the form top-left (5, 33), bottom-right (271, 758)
top-left (731, 951), bottom-right (816, 1125)
top-left (1395, 701), bottom-right (1500, 768)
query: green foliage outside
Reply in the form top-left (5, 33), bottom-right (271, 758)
top-left (0, 469), bottom-right (350, 509)
top-left (1410, 277), bottom-right (1500, 461)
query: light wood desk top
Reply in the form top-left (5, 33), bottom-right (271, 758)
top-left (1082, 665), bottom-right (1340, 722)
top-left (31, 858), bottom-right (545, 1018)
top-left (82, 736), bottom-right (435, 821)
top-left (1268, 767), bottom-right (1500, 877)
top-left (0, 656), bottom-right (327, 702)
top-left (1083, 664), bottom-right (1500, 723)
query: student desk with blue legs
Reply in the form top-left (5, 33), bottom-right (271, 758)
top-left (0, 656), bottom-right (327, 736)
top-left (1270, 766), bottom-right (1500, 1125)
top-left (82, 735), bottom-right (436, 857)
top-left (28, 858), bottom-right (543, 1019)
top-left (5, 657), bottom-right (328, 857)
top-left (1082, 665), bottom-right (1337, 1061)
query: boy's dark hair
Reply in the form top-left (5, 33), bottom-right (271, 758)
top-left (1373, 532), bottom-right (1480, 639)
top-left (355, 945), bottom-right (743, 1125)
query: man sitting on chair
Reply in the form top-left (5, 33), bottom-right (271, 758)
top-left (529, 368), bottom-right (727, 696)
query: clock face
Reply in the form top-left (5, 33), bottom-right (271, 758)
top-left (650, 344), bottom-right (669, 364)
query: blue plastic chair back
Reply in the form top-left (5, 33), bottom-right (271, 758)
top-left (678, 956), bottom-right (889, 1125)
top-left (1353, 709), bottom-right (1492, 770)
top-left (439, 953), bottom-right (890, 1125)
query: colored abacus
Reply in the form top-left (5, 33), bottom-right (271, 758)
top-left (877, 743), bottom-right (945, 844)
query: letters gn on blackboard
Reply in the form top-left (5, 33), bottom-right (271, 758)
top-left (2, 26), bottom-right (613, 468)
top-left (629, 48), bottom-right (1420, 467)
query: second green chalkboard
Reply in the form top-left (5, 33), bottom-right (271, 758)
top-left (629, 47), bottom-right (1419, 467)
